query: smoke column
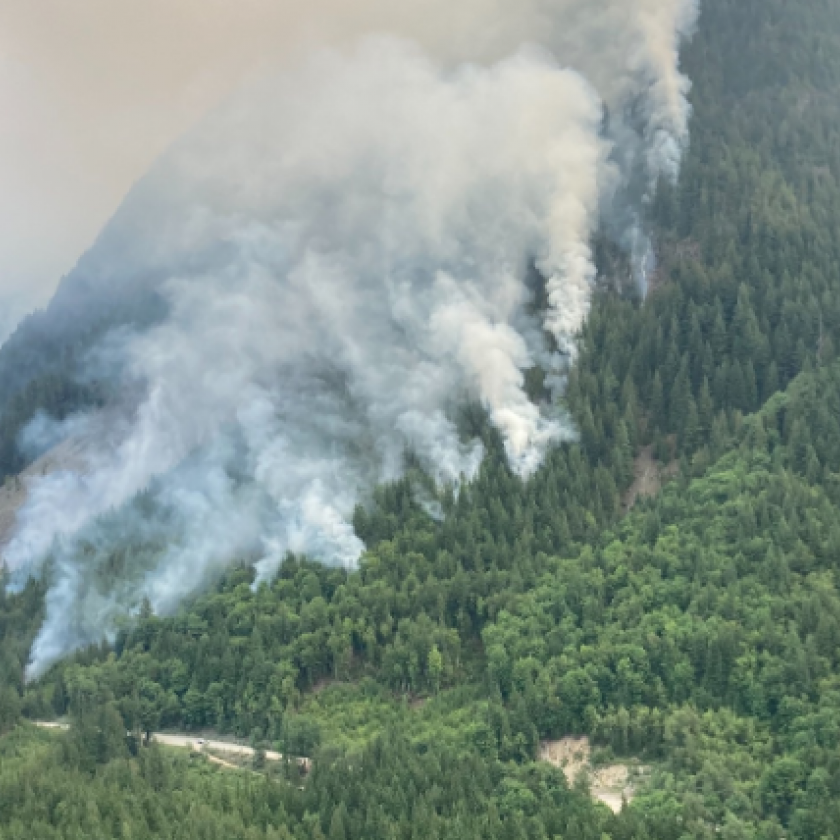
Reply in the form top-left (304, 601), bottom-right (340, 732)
top-left (4, 0), bottom-right (699, 678)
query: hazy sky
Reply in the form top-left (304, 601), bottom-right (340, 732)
top-left (0, 1), bottom-right (315, 328)
top-left (0, 0), bottom-right (694, 340)
top-left (0, 0), bottom-right (538, 333)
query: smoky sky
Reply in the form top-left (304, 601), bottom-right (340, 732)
top-left (0, 0), bottom-right (320, 324)
top-left (2, 0), bottom-right (699, 678)
top-left (0, 0), bottom-right (695, 323)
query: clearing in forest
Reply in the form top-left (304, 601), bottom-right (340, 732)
top-left (622, 446), bottom-right (678, 512)
top-left (539, 736), bottom-right (646, 814)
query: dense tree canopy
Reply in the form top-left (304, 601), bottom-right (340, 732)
top-left (5, 0), bottom-right (840, 838)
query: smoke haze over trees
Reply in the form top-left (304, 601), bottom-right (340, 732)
top-left (1, 0), bottom-right (697, 677)
top-left (6, 0), bottom-right (840, 838)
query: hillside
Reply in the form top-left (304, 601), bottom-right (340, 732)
top-left (4, 0), bottom-right (840, 838)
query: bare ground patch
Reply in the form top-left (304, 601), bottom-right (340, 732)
top-left (539, 736), bottom-right (647, 814)
top-left (203, 750), bottom-right (250, 771)
top-left (622, 446), bottom-right (678, 512)
top-left (622, 447), bottom-right (661, 511)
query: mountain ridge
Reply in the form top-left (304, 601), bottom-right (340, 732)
top-left (4, 0), bottom-right (840, 837)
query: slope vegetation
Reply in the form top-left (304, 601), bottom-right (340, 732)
top-left (4, 0), bottom-right (840, 838)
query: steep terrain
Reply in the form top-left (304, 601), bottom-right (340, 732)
top-left (4, 0), bottom-right (840, 838)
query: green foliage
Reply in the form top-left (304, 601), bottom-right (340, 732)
top-left (0, 575), bottom-right (45, 728)
top-left (20, 358), bottom-right (840, 837)
top-left (0, 726), bottom-right (632, 840)
top-left (573, 0), bottom-right (840, 468)
top-left (6, 1), bottom-right (840, 839)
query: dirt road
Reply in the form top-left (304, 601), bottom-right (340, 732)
top-left (153, 733), bottom-right (271, 757)
top-left (33, 722), bottom-right (309, 770)
top-left (152, 733), bottom-right (298, 763)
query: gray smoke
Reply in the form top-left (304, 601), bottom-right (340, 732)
top-left (5, 0), bottom-right (699, 679)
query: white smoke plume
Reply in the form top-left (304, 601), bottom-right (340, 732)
top-left (4, 0), bottom-right (699, 678)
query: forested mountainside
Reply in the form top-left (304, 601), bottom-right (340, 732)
top-left (4, 0), bottom-right (840, 838)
